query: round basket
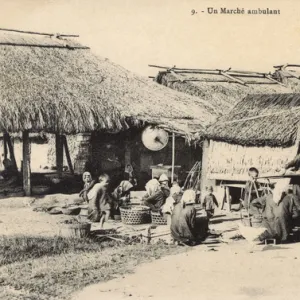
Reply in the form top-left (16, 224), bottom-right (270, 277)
top-left (120, 205), bottom-right (151, 225)
top-left (151, 211), bottom-right (167, 225)
top-left (59, 223), bottom-right (91, 238)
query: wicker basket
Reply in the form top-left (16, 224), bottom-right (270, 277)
top-left (151, 211), bottom-right (167, 225)
top-left (120, 205), bottom-right (151, 225)
top-left (59, 223), bottom-right (91, 238)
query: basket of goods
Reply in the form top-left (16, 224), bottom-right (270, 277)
top-left (120, 205), bottom-right (151, 225)
top-left (61, 205), bottom-right (81, 216)
top-left (151, 211), bottom-right (167, 225)
top-left (59, 218), bottom-right (91, 238)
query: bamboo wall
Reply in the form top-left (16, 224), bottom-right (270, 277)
top-left (207, 140), bottom-right (298, 181)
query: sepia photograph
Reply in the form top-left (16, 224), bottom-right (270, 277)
top-left (0, 0), bottom-right (300, 299)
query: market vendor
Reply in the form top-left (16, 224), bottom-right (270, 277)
top-left (79, 172), bottom-right (96, 203)
top-left (251, 179), bottom-right (300, 243)
top-left (170, 189), bottom-right (198, 245)
top-left (158, 173), bottom-right (170, 197)
top-left (111, 180), bottom-right (134, 213)
top-left (282, 153), bottom-right (300, 198)
top-left (142, 179), bottom-right (168, 212)
top-left (161, 184), bottom-right (182, 225)
top-left (87, 174), bottom-right (112, 227)
top-left (243, 167), bottom-right (261, 210)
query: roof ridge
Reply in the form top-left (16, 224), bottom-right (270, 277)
top-left (0, 28), bottom-right (79, 38)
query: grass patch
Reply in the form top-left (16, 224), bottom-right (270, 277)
top-left (0, 235), bottom-right (187, 300)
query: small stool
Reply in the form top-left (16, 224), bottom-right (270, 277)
top-left (264, 239), bottom-right (276, 245)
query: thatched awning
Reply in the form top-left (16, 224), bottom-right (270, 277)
top-left (206, 93), bottom-right (300, 147)
top-left (0, 29), bottom-right (216, 138)
top-left (152, 66), bottom-right (292, 117)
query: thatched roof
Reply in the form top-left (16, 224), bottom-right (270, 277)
top-left (273, 64), bottom-right (300, 92)
top-left (0, 29), bottom-right (217, 137)
top-left (206, 93), bottom-right (300, 147)
top-left (152, 66), bottom-right (292, 117)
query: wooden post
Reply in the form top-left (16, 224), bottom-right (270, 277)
top-left (124, 140), bottom-right (131, 166)
top-left (4, 133), bottom-right (18, 171)
top-left (55, 133), bottom-right (64, 178)
top-left (200, 139), bottom-right (210, 200)
top-left (171, 133), bottom-right (175, 183)
top-left (22, 131), bottom-right (31, 196)
top-left (3, 134), bottom-right (8, 160)
top-left (62, 135), bottom-right (74, 175)
top-left (226, 186), bottom-right (231, 212)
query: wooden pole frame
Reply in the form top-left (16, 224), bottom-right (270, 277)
top-left (171, 133), bottom-right (175, 183)
top-left (22, 131), bottom-right (31, 196)
top-left (55, 133), bottom-right (64, 178)
top-left (62, 135), bottom-right (74, 175)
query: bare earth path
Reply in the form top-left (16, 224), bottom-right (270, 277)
top-left (72, 241), bottom-right (300, 300)
top-left (1, 196), bottom-right (300, 300)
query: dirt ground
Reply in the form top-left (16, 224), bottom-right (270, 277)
top-left (1, 195), bottom-right (300, 300)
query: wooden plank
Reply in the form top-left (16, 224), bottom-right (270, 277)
top-left (62, 135), bottom-right (74, 175)
top-left (22, 131), bottom-right (31, 196)
top-left (5, 133), bottom-right (18, 171)
top-left (55, 133), bottom-right (64, 178)
top-left (265, 74), bottom-right (286, 86)
top-left (220, 71), bottom-right (246, 85)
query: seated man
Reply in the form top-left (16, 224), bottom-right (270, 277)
top-left (251, 180), bottom-right (300, 243)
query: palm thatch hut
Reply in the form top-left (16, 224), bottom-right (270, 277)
top-left (201, 93), bottom-right (300, 205)
top-left (0, 29), bottom-right (218, 195)
top-left (151, 65), bottom-right (292, 117)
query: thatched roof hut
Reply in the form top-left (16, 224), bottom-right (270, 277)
top-left (206, 93), bottom-right (300, 147)
top-left (0, 29), bottom-right (216, 137)
top-left (152, 66), bottom-right (292, 117)
top-left (201, 93), bottom-right (300, 184)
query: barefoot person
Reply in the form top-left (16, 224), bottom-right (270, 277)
top-left (87, 174), bottom-right (112, 227)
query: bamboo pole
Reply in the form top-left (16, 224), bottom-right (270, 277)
top-left (22, 131), bottom-right (31, 196)
top-left (62, 135), bottom-right (74, 175)
top-left (55, 133), bottom-right (64, 178)
top-left (171, 133), bottom-right (175, 183)
top-left (0, 28), bottom-right (79, 37)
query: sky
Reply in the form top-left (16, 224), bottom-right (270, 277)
top-left (1, 0), bottom-right (299, 77)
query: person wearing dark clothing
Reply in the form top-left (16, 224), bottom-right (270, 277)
top-left (202, 186), bottom-right (219, 219)
top-left (284, 154), bottom-right (300, 198)
top-left (142, 179), bottom-right (168, 212)
top-left (243, 167), bottom-right (261, 210)
top-left (251, 181), bottom-right (300, 243)
top-left (79, 172), bottom-right (96, 203)
top-left (171, 190), bottom-right (198, 245)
